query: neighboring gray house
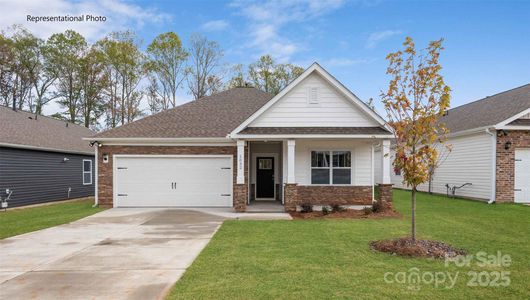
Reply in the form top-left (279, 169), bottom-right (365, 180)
top-left (0, 106), bottom-right (95, 207)
top-left (379, 84), bottom-right (530, 203)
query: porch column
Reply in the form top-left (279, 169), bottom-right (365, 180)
top-left (236, 140), bottom-right (245, 184)
top-left (287, 139), bottom-right (296, 183)
top-left (381, 139), bottom-right (391, 184)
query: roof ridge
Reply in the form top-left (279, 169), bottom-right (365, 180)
top-left (448, 83), bottom-right (530, 112)
top-left (0, 105), bottom-right (94, 132)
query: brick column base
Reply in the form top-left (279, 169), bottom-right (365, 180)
top-left (284, 184), bottom-right (298, 212)
top-left (378, 183), bottom-right (394, 210)
top-left (233, 184), bottom-right (248, 212)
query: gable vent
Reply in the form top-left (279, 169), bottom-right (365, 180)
top-left (308, 87), bottom-right (319, 104)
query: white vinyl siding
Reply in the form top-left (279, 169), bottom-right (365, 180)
top-left (294, 140), bottom-right (372, 186)
top-left (390, 132), bottom-right (494, 200)
top-left (248, 73), bottom-right (380, 127)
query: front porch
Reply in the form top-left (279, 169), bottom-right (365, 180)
top-left (235, 138), bottom-right (393, 212)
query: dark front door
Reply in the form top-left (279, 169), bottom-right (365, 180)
top-left (256, 157), bottom-right (275, 199)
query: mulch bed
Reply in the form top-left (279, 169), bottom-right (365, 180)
top-left (289, 208), bottom-right (401, 220)
top-left (370, 237), bottom-right (466, 259)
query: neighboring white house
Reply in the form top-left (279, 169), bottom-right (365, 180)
top-left (377, 84), bottom-right (530, 203)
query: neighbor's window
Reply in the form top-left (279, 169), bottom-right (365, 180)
top-left (311, 151), bottom-right (351, 184)
top-left (83, 159), bottom-right (92, 185)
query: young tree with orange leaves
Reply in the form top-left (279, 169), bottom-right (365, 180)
top-left (381, 37), bottom-right (451, 241)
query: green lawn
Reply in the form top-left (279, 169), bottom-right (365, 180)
top-left (168, 190), bottom-right (530, 299)
top-left (0, 198), bottom-right (105, 239)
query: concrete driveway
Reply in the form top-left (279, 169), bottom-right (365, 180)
top-left (0, 208), bottom-right (226, 300)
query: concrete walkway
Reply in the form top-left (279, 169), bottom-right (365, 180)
top-left (0, 208), bottom-right (291, 299)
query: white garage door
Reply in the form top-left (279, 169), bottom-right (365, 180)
top-left (114, 155), bottom-right (233, 207)
top-left (514, 149), bottom-right (530, 203)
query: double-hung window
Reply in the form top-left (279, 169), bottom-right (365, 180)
top-left (311, 151), bottom-right (351, 185)
top-left (83, 159), bottom-right (92, 185)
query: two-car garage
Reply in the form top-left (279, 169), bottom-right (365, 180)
top-left (113, 155), bottom-right (233, 207)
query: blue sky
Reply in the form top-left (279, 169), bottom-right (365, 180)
top-left (2, 0), bottom-right (529, 115)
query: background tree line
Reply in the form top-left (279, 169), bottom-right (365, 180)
top-left (0, 26), bottom-right (304, 131)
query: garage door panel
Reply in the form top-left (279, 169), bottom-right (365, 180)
top-left (115, 156), bottom-right (233, 207)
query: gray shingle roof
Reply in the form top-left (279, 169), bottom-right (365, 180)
top-left (441, 84), bottom-right (530, 133)
top-left (0, 106), bottom-right (95, 154)
top-left (239, 127), bottom-right (390, 135)
top-left (93, 87), bottom-right (274, 139)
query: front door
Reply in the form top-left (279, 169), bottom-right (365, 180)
top-left (256, 157), bottom-right (275, 199)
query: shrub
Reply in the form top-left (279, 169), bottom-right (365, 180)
top-left (300, 204), bottom-right (313, 213)
top-left (372, 200), bottom-right (382, 213)
top-left (331, 204), bottom-right (344, 212)
top-left (322, 206), bottom-right (331, 215)
top-left (363, 206), bottom-right (372, 215)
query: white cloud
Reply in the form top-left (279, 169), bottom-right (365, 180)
top-left (230, 0), bottom-right (346, 62)
top-left (366, 30), bottom-right (403, 49)
top-left (201, 20), bottom-right (229, 31)
top-left (0, 0), bottom-right (170, 41)
top-left (324, 57), bottom-right (375, 67)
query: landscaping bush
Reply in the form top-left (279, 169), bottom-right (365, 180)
top-left (363, 206), bottom-right (372, 215)
top-left (300, 204), bottom-right (313, 213)
top-left (372, 200), bottom-right (383, 213)
top-left (331, 204), bottom-right (344, 212)
top-left (322, 206), bottom-right (331, 215)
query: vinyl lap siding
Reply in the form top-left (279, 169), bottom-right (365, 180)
top-left (249, 73), bottom-right (380, 127)
top-left (0, 147), bottom-right (94, 207)
top-left (390, 132), bottom-right (493, 200)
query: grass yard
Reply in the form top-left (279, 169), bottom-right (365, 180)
top-left (168, 190), bottom-right (530, 299)
top-left (0, 198), bottom-right (105, 239)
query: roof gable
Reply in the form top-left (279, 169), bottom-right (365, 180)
top-left (247, 72), bottom-right (380, 127)
top-left (231, 63), bottom-right (389, 135)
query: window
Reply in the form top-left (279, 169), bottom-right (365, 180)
top-left (311, 151), bottom-right (351, 184)
top-left (83, 159), bottom-right (92, 185)
top-left (258, 158), bottom-right (273, 170)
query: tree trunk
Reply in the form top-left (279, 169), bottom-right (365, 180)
top-left (411, 186), bottom-right (417, 242)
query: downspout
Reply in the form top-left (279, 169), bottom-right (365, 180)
top-left (371, 143), bottom-right (375, 202)
top-left (485, 128), bottom-right (496, 204)
top-left (89, 141), bottom-right (99, 207)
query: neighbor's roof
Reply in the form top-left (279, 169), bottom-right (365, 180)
top-left (239, 127), bottom-right (391, 135)
top-left (93, 87), bottom-right (274, 139)
top-left (0, 106), bottom-right (95, 155)
top-left (441, 84), bottom-right (530, 133)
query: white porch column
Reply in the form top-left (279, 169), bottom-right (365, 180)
top-left (236, 140), bottom-right (245, 184)
top-left (287, 139), bottom-right (296, 184)
top-left (381, 139), bottom-right (391, 184)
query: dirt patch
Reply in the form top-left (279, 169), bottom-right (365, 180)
top-left (290, 209), bottom-right (401, 220)
top-left (370, 237), bottom-right (466, 259)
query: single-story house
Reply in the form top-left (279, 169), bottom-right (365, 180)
top-left (380, 84), bottom-right (530, 203)
top-left (87, 63), bottom-right (394, 211)
top-left (0, 106), bottom-right (95, 207)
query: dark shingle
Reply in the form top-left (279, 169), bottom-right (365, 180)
top-left (0, 106), bottom-right (95, 154)
top-left (440, 84), bottom-right (530, 133)
top-left (93, 87), bottom-right (273, 139)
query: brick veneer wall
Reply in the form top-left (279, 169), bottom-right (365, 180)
top-left (97, 145), bottom-right (248, 210)
top-left (496, 130), bottom-right (530, 202)
top-left (377, 183), bottom-right (393, 209)
top-left (283, 184), bottom-right (372, 212)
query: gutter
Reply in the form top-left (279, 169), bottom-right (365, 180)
top-left (485, 128), bottom-right (496, 204)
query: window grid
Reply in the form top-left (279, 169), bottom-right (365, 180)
top-left (311, 151), bottom-right (351, 185)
